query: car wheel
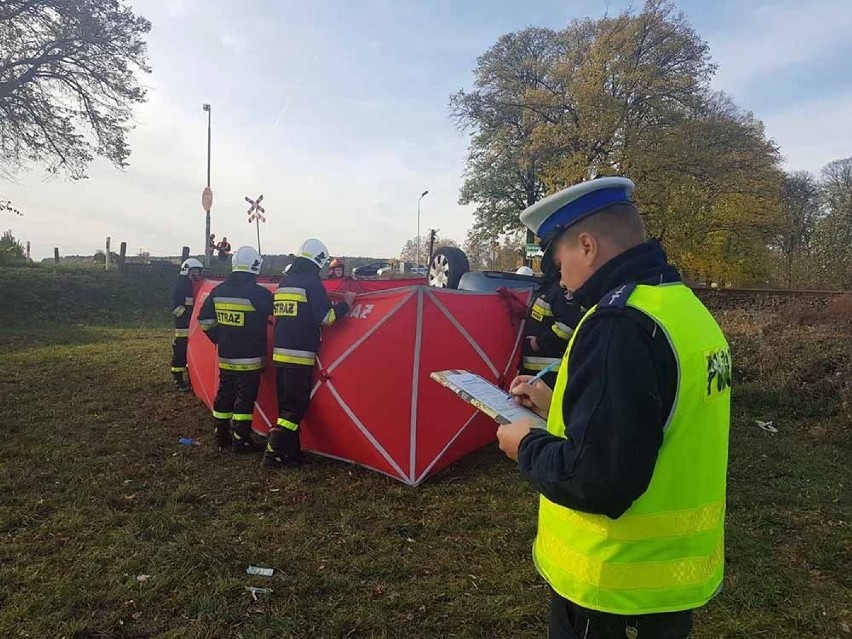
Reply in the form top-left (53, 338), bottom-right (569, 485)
top-left (429, 247), bottom-right (470, 289)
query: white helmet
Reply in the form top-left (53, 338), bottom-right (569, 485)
top-left (180, 258), bottom-right (204, 276)
top-left (298, 238), bottom-right (330, 269)
top-left (232, 245), bottom-right (263, 275)
top-left (516, 266), bottom-right (535, 276)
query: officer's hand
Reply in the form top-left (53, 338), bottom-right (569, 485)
top-left (343, 291), bottom-right (357, 306)
top-left (509, 375), bottom-right (552, 418)
top-left (497, 419), bottom-right (535, 462)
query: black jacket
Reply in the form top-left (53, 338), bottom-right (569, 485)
top-left (170, 276), bottom-right (195, 329)
top-left (197, 272), bottom-right (274, 363)
top-left (521, 275), bottom-right (584, 369)
top-left (518, 240), bottom-right (680, 519)
top-left (272, 260), bottom-right (349, 362)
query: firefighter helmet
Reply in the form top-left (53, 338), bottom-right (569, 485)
top-left (298, 238), bottom-right (331, 269)
top-left (180, 258), bottom-right (204, 276)
top-left (232, 245), bottom-right (263, 275)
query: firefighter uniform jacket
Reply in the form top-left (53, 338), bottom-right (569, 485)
top-left (170, 276), bottom-right (195, 338)
top-left (272, 271), bottom-right (350, 366)
top-left (197, 272), bottom-right (274, 371)
top-left (521, 276), bottom-right (584, 373)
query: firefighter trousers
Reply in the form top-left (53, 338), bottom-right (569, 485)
top-left (213, 370), bottom-right (262, 422)
top-left (272, 365), bottom-right (314, 462)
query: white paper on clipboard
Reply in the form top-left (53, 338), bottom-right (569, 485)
top-left (430, 370), bottom-right (547, 428)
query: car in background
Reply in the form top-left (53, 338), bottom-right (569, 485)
top-left (352, 261), bottom-right (392, 277)
top-left (376, 262), bottom-right (428, 277)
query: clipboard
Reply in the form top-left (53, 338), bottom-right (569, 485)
top-left (430, 369), bottom-right (546, 428)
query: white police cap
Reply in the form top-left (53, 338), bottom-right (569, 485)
top-left (520, 177), bottom-right (635, 242)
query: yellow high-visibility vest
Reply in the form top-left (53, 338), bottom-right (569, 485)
top-left (533, 282), bottom-right (731, 615)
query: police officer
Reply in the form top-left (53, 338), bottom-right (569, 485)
top-left (497, 178), bottom-right (731, 639)
top-left (263, 239), bottom-right (356, 469)
top-left (518, 260), bottom-right (584, 389)
top-left (197, 246), bottom-right (274, 453)
top-left (170, 258), bottom-right (203, 392)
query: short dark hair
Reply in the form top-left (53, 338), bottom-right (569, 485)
top-left (556, 203), bottom-right (646, 250)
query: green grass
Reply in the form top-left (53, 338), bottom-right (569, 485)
top-left (0, 268), bottom-right (849, 637)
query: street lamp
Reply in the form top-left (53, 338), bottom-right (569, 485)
top-left (417, 190), bottom-right (429, 269)
top-left (202, 103), bottom-right (212, 267)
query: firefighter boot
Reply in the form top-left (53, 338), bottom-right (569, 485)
top-left (262, 427), bottom-right (298, 469)
top-left (173, 371), bottom-right (190, 393)
top-left (213, 418), bottom-right (232, 451)
top-left (231, 421), bottom-right (264, 454)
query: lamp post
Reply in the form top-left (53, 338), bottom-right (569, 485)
top-left (202, 103), bottom-right (212, 267)
top-left (417, 190), bottom-right (429, 269)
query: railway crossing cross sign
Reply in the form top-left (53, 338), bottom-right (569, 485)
top-left (245, 194), bottom-right (266, 253)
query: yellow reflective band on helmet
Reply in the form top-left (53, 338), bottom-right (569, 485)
top-left (174, 328), bottom-right (189, 338)
top-left (232, 265), bottom-right (252, 271)
top-left (218, 356), bottom-right (265, 371)
top-left (212, 410), bottom-right (233, 419)
top-left (322, 308), bottom-right (337, 326)
top-left (535, 530), bottom-right (724, 591)
top-left (232, 413), bottom-right (253, 422)
top-left (277, 418), bottom-right (299, 431)
top-left (272, 348), bottom-right (316, 366)
top-left (171, 366), bottom-right (187, 373)
top-left (552, 322), bottom-right (574, 340)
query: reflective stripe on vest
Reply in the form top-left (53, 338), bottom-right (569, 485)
top-left (522, 356), bottom-right (562, 371)
top-left (272, 347), bottom-right (316, 366)
top-left (218, 356), bottom-right (265, 371)
top-left (184, 296), bottom-right (194, 306)
top-left (533, 282), bottom-right (730, 615)
top-left (174, 328), bottom-right (189, 338)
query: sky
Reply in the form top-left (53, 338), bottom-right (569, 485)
top-left (4, 0), bottom-right (852, 261)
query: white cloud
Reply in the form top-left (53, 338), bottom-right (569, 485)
top-left (708, 0), bottom-right (852, 97)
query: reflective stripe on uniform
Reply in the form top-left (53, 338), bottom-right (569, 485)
top-left (522, 356), bottom-right (561, 371)
top-left (218, 356), bottom-right (265, 371)
top-left (171, 366), bottom-right (186, 373)
top-left (532, 298), bottom-right (554, 316)
top-left (198, 318), bottom-right (218, 331)
top-left (214, 297), bottom-right (255, 311)
top-left (277, 417), bottom-right (299, 431)
top-left (274, 287), bottom-right (308, 303)
top-left (322, 308), bottom-right (337, 326)
top-left (552, 322), bottom-right (574, 340)
top-left (174, 328), bottom-right (189, 338)
top-left (232, 413), bottom-right (253, 422)
top-left (172, 306), bottom-right (186, 318)
top-left (272, 347), bottom-right (316, 366)
top-left (213, 410), bottom-right (233, 419)
top-left (184, 296), bottom-right (194, 306)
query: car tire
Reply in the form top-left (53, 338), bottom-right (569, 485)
top-left (428, 247), bottom-right (470, 289)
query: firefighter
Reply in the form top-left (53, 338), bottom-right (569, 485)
top-left (170, 258), bottom-right (203, 392)
top-left (519, 257), bottom-right (583, 389)
top-left (197, 246), bottom-right (274, 453)
top-left (263, 239), bottom-right (356, 469)
top-left (327, 257), bottom-right (345, 279)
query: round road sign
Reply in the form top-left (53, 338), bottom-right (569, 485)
top-left (201, 187), bottom-right (213, 212)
